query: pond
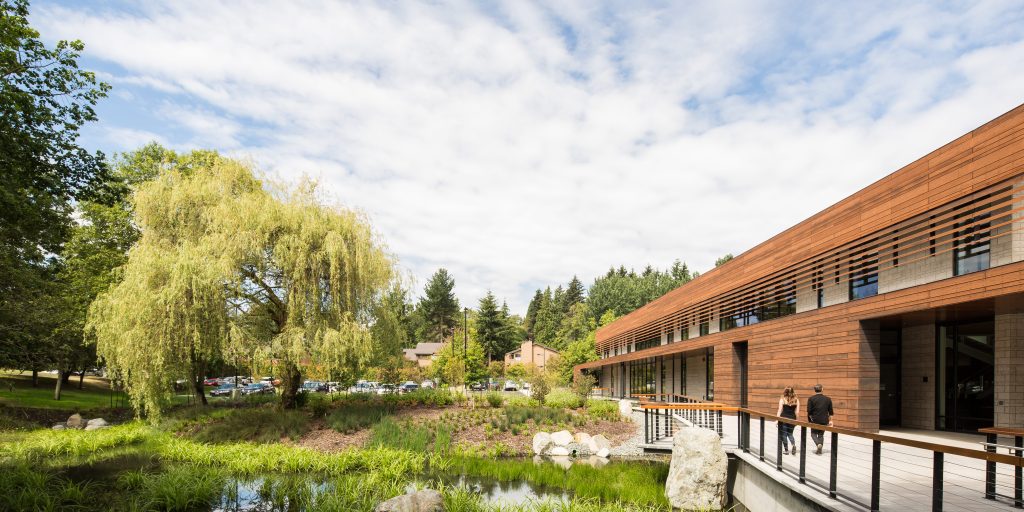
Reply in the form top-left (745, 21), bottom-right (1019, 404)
top-left (47, 453), bottom-right (669, 511)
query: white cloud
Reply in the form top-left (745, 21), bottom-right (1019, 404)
top-left (37, 0), bottom-right (1024, 313)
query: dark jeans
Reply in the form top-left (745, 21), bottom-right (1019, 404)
top-left (810, 426), bottom-right (826, 447)
top-left (779, 422), bottom-right (796, 450)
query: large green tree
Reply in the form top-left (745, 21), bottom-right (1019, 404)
top-left (0, 0), bottom-right (109, 375)
top-left (475, 291), bottom-right (503, 361)
top-left (88, 157), bottom-right (396, 417)
top-left (418, 268), bottom-right (459, 343)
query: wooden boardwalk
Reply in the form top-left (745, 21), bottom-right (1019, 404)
top-left (646, 414), bottom-right (1022, 512)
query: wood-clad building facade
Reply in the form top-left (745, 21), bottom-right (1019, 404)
top-left (576, 104), bottom-right (1024, 432)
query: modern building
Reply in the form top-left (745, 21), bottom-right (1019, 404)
top-left (505, 340), bottom-right (560, 370)
top-left (576, 104), bottom-right (1024, 433)
top-left (403, 342), bottom-right (445, 368)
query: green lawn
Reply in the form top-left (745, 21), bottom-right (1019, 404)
top-left (0, 371), bottom-right (120, 410)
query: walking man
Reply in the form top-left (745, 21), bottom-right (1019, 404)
top-left (806, 384), bottom-right (833, 454)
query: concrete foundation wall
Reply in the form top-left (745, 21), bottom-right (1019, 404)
top-left (728, 454), bottom-right (840, 512)
top-left (901, 322), bottom-right (936, 430)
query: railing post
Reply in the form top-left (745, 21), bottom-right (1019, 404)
top-left (759, 416), bottom-right (766, 462)
top-left (829, 431), bottom-right (839, 499)
top-left (644, 409), bottom-right (649, 445)
top-left (717, 409), bottom-right (723, 438)
top-left (776, 420), bottom-right (783, 471)
top-left (933, 451), bottom-right (943, 512)
top-left (986, 432), bottom-right (997, 500)
top-left (799, 426), bottom-right (807, 483)
top-left (743, 412), bottom-right (751, 453)
top-left (1016, 435), bottom-right (1022, 509)
top-left (737, 411), bottom-right (743, 448)
top-left (871, 439), bottom-right (881, 512)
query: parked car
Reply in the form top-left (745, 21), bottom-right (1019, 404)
top-left (210, 383), bottom-right (237, 397)
top-left (469, 382), bottom-right (486, 391)
top-left (300, 380), bottom-right (328, 393)
top-left (203, 377), bottom-right (220, 386)
top-left (399, 381), bottom-right (419, 393)
top-left (349, 380), bottom-right (379, 393)
top-left (420, 380), bottom-right (435, 389)
top-left (327, 382), bottom-right (342, 393)
top-left (259, 377), bottom-right (279, 387)
top-left (503, 380), bottom-right (519, 391)
top-left (376, 384), bottom-right (396, 395)
top-left (241, 382), bottom-right (274, 395)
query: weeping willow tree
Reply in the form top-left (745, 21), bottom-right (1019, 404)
top-left (88, 157), bottom-right (396, 418)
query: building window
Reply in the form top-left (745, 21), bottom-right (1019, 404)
top-left (812, 266), bottom-right (824, 308)
top-left (666, 331), bottom-right (674, 344)
top-left (849, 252), bottom-right (879, 300)
top-left (699, 322), bottom-right (709, 336)
top-left (953, 210), bottom-right (991, 276)
top-left (761, 280), bottom-right (796, 320)
top-left (721, 305), bottom-right (758, 331)
top-left (929, 216), bottom-right (936, 256)
top-left (629, 358), bottom-right (656, 396)
top-left (635, 337), bottom-right (659, 352)
top-left (679, 326), bottom-right (689, 341)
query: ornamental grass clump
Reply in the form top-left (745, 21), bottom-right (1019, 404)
top-left (544, 388), bottom-right (582, 409)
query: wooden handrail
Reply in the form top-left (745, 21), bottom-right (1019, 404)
top-left (979, 426), bottom-right (1024, 437)
top-left (640, 402), bottom-right (1024, 467)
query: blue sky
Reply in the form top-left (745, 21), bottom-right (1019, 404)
top-left (35, 0), bottom-right (1024, 314)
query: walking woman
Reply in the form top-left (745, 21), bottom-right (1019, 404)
top-left (777, 387), bottom-right (800, 455)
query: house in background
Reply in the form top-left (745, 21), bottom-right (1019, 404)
top-left (504, 340), bottom-right (559, 369)
top-left (403, 342), bottom-right (445, 368)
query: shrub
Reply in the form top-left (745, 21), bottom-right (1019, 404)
top-left (505, 406), bottom-right (571, 427)
top-left (504, 395), bottom-right (539, 408)
top-left (484, 391), bottom-right (503, 408)
top-left (327, 402), bottom-right (394, 433)
top-left (190, 408), bottom-right (308, 444)
top-left (571, 373), bottom-right (596, 402)
top-left (585, 399), bottom-right (619, 421)
top-left (527, 370), bottom-right (551, 403)
top-left (544, 388), bottom-right (582, 409)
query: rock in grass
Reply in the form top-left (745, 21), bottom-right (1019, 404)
top-left (86, 418), bottom-right (108, 428)
top-left (375, 489), bottom-right (443, 512)
top-left (618, 399), bottom-right (633, 419)
top-left (532, 432), bottom-right (552, 455)
top-left (665, 427), bottom-right (727, 510)
top-left (550, 430), bottom-right (573, 447)
top-left (52, 424), bottom-right (65, 430)
top-left (550, 446), bottom-right (570, 456)
top-left (66, 413), bottom-right (84, 429)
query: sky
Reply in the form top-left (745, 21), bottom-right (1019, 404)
top-left (35, 0), bottom-right (1024, 314)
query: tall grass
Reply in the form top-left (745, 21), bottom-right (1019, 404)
top-left (327, 401), bottom-right (394, 433)
top-left (368, 417), bottom-right (454, 456)
top-left (584, 400), bottom-right (619, 421)
top-left (544, 389), bottom-right (583, 409)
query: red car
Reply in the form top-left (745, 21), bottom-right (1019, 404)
top-left (203, 377), bottom-right (220, 386)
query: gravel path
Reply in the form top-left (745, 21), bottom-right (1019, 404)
top-left (609, 409), bottom-right (646, 457)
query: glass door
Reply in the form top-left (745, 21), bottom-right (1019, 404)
top-left (936, 320), bottom-right (994, 432)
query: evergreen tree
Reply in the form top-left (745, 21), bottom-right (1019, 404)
top-left (533, 287), bottom-right (560, 348)
top-left (563, 276), bottom-right (585, 310)
top-left (715, 254), bottom-right (735, 267)
top-left (418, 268), bottom-right (459, 343)
top-left (475, 291), bottom-right (503, 361)
top-left (523, 289), bottom-right (542, 337)
top-left (498, 301), bottom-right (524, 355)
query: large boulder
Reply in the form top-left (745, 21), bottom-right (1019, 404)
top-left (596, 447), bottom-right (610, 458)
top-left (549, 446), bottom-right (570, 456)
top-left (66, 413), bottom-right (83, 429)
top-left (550, 430), bottom-right (573, 447)
top-left (86, 418), bottom-right (109, 428)
top-left (618, 399), bottom-right (633, 419)
top-left (665, 427), bottom-right (728, 510)
top-left (532, 432), bottom-right (552, 455)
top-left (375, 490), bottom-right (444, 512)
top-left (591, 434), bottom-right (611, 451)
top-left (574, 432), bottom-right (592, 445)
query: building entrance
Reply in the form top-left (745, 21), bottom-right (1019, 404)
top-left (879, 328), bottom-right (901, 427)
top-left (937, 319), bottom-right (995, 432)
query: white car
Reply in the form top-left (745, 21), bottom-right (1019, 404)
top-left (503, 381), bottom-right (519, 391)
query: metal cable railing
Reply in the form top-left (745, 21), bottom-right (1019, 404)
top-left (640, 401), bottom-right (1024, 512)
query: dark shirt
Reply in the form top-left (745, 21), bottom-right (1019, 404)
top-left (807, 393), bottom-right (833, 425)
top-left (781, 403), bottom-right (797, 420)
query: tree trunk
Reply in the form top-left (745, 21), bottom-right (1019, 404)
top-left (31, 369), bottom-right (38, 387)
top-left (78, 369), bottom-right (85, 389)
top-left (279, 361), bottom-right (303, 409)
top-left (193, 375), bottom-right (208, 406)
top-left (60, 371), bottom-right (72, 385)
top-left (54, 370), bottom-right (64, 401)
